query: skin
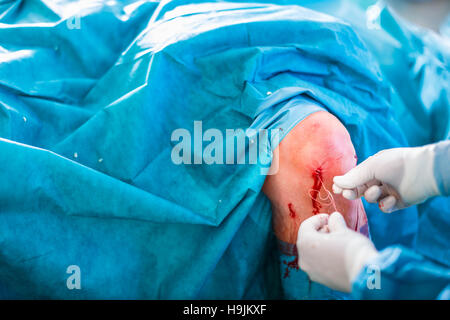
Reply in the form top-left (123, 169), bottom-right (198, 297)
top-left (262, 111), bottom-right (367, 245)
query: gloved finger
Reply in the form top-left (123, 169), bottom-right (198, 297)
top-left (342, 189), bottom-right (358, 200)
top-left (332, 184), bottom-right (343, 194)
top-left (298, 213), bottom-right (329, 234)
top-left (333, 157), bottom-right (376, 189)
top-left (378, 195), bottom-right (397, 213)
top-left (328, 212), bottom-right (347, 232)
top-left (364, 185), bottom-right (382, 203)
top-left (339, 178), bottom-right (380, 200)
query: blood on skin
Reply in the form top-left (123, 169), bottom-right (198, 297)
top-left (310, 167), bottom-right (323, 215)
top-left (288, 203), bottom-right (296, 219)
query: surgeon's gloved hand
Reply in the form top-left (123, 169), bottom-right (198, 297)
top-left (297, 212), bottom-right (379, 293)
top-left (332, 144), bottom-right (440, 213)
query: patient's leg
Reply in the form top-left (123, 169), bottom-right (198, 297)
top-left (262, 111), bottom-right (367, 250)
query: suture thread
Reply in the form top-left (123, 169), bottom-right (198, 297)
top-left (308, 170), bottom-right (337, 214)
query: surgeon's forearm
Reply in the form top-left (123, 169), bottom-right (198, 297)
top-left (434, 140), bottom-right (450, 196)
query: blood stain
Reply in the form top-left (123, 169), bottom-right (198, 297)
top-left (283, 256), bottom-right (299, 279)
top-left (288, 203), bottom-right (296, 219)
top-left (311, 167), bottom-right (323, 215)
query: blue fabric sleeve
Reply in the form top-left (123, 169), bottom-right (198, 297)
top-left (434, 140), bottom-right (450, 196)
top-left (351, 245), bottom-right (450, 300)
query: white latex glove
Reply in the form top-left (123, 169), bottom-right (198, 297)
top-left (332, 144), bottom-right (440, 213)
top-left (297, 212), bottom-right (379, 292)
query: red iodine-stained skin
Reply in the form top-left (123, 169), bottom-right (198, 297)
top-left (262, 111), bottom-right (367, 245)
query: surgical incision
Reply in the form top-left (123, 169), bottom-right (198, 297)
top-left (309, 165), bottom-right (338, 215)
